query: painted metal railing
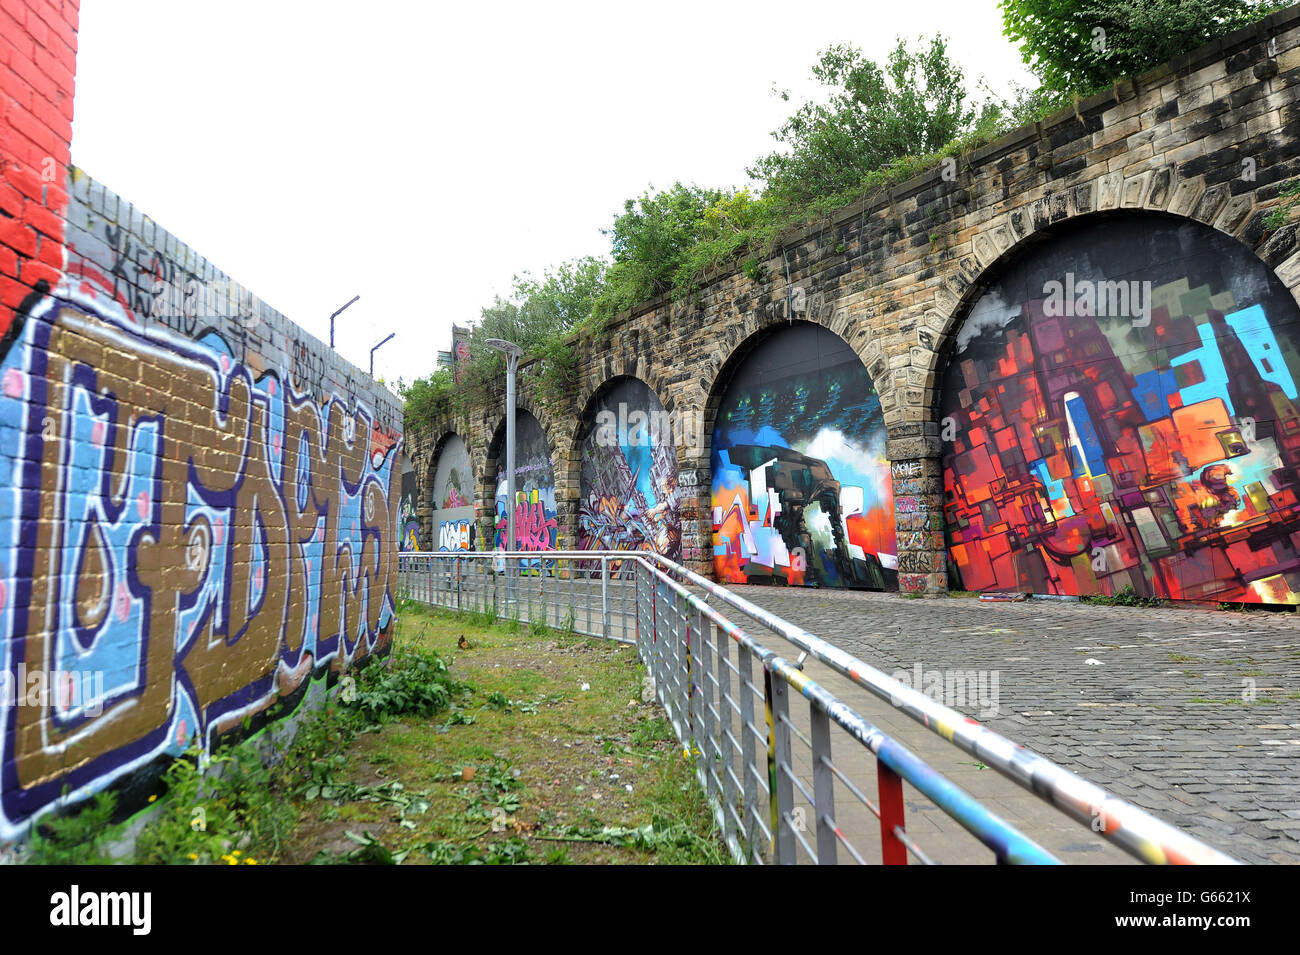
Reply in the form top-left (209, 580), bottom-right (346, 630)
top-left (397, 550), bottom-right (1238, 865)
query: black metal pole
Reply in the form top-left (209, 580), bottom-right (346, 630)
top-left (330, 295), bottom-right (360, 349)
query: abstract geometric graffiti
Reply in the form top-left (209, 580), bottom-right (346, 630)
top-left (711, 322), bottom-right (896, 589)
top-left (942, 214), bottom-right (1300, 604)
top-left (578, 378), bottom-right (681, 561)
top-left (492, 411), bottom-right (557, 564)
top-left (399, 458), bottom-right (420, 551)
top-left (430, 434), bottom-right (476, 552)
top-left (0, 286), bottom-right (400, 836)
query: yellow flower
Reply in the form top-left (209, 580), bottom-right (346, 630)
top-left (245, 859), bottom-right (258, 865)
top-left (187, 853), bottom-right (197, 861)
top-left (147, 795), bottom-right (157, 803)
top-left (232, 850), bottom-right (241, 856)
top-left (226, 857), bottom-right (238, 865)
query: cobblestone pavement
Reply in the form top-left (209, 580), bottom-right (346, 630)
top-left (716, 587), bottom-right (1300, 865)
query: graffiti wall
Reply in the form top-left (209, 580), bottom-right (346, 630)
top-left (430, 433), bottom-right (476, 552)
top-left (578, 378), bottom-right (681, 560)
top-left (399, 457), bottom-right (420, 551)
top-left (493, 411), bottom-right (557, 557)
top-left (942, 214), bottom-right (1300, 604)
top-left (0, 166), bottom-right (403, 839)
top-left (711, 322), bottom-right (896, 589)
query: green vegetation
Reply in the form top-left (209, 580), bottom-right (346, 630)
top-left (25, 602), bottom-right (726, 865)
top-left (1000, 0), bottom-right (1281, 102)
top-left (1079, 585), bottom-right (1164, 607)
top-left (402, 2), bottom-right (1286, 434)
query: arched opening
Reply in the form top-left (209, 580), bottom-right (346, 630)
top-left (398, 453), bottom-right (419, 551)
top-left (430, 432), bottom-right (476, 552)
top-left (707, 320), bottom-right (895, 590)
top-left (486, 410), bottom-right (557, 558)
top-left (940, 211), bottom-right (1300, 605)
top-left (574, 376), bottom-right (681, 561)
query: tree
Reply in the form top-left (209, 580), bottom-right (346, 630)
top-left (598, 182), bottom-right (730, 310)
top-left (1000, 0), bottom-right (1281, 98)
top-left (749, 35), bottom-right (981, 208)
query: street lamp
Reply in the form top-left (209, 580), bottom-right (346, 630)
top-left (329, 295), bottom-right (360, 349)
top-left (370, 332), bottom-right (395, 377)
top-left (484, 338), bottom-right (524, 552)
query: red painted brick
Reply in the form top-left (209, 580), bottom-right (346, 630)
top-left (54, 86), bottom-right (71, 123)
top-left (0, 14), bottom-right (34, 61)
top-left (0, 217), bottom-right (37, 257)
top-left (23, 198), bottom-right (61, 239)
top-left (34, 232), bottom-right (61, 268)
top-left (0, 178), bottom-right (23, 216)
top-left (33, 43), bottom-right (73, 94)
top-left (5, 99), bottom-right (62, 160)
top-left (19, 258), bottom-right (58, 289)
top-left (0, 62), bottom-right (34, 110)
top-left (1, 275), bottom-right (32, 312)
top-left (7, 47), bottom-right (57, 103)
top-left (24, 6), bottom-right (47, 49)
top-left (0, 243), bottom-right (17, 277)
top-left (43, 176), bottom-right (65, 211)
top-left (5, 161), bottom-right (44, 203)
top-left (30, 93), bottom-right (70, 142)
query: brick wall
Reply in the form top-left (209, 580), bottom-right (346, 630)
top-left (0, 1), bottom-right (405, 839)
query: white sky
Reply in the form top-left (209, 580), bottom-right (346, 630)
top-left (69, 0), bottom-right (1036, 390)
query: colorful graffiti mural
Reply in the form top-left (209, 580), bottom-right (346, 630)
top-left (0, 284), bottom-right (401, 837)
top-left (711, 322), bottom-right (896, 589)
top-left (399, 457), bottom-right (421, 551)
top-left (493, 411), bottom-right (557, 563)
top-left (578, 378), bottom-right (681, 561)
top-left (430, 433), bottom-right (477, 552)
top-left (942, 214), bottom-right (1300, 604)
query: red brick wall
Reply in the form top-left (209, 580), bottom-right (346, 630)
top-left (0, 0), bottom-right (78, 334)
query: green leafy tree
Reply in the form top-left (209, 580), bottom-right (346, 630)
top-left (597, 183), bottom-right (730, 311)
top-left (749, 35), bottom-right (982, 208)
top-left (1000, 0), bottom-right (1281, 98)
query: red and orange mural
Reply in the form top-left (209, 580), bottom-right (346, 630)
top-left (942, 215), bottom-right (1300, 604)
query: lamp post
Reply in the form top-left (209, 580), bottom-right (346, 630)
top-left (329, 295), bottom-right (360, 349)
top-left (484, 338), bottom-right (524, 552)
top-left (370, 332), bottom-right (395, 377)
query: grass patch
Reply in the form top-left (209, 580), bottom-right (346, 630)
top-left (281, 603), bottom-right (729, 865)
top-left (23, 602), bottom-right (727, 866)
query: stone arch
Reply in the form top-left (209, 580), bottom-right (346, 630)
top-left (703, 319), bottom-right (898, 590)
top-left (569, 373), bottom-right (683, 561)
top-left (483, 407), bottom-right (558, 553)
top-left (426, 431), bottom-right (477, 552)
top-left (932, 200), bottom-right (1300, 605)
top-left (694, 297), bottom-right (895, 426)
top-left (922, 168), bottom-right (1281, 420)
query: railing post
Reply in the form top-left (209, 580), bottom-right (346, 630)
top-left (737, 642), bottom-right (760, 861)
top-left (766, 666), bottom-right (796, 864)
top-left (695, 604), bottom-right (718, 807)
top-left (809, 704), bottom-right (837, 864)
top-left (878, 760), bottom-right (908, 865)
top-left (716, 622), bottom-right (739, 850)
top-left (601, 556), bottom-right (610, 640)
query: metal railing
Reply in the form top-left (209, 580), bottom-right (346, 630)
top-left (397, 550), bottom-right (1238, 865)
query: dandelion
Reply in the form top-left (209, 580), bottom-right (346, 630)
top-left (187, 853), bottom-right (197, 861)
top-left (245, 859), bottom-right (258, 865)
top-left (147, 795), bottom-right (157, 803)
